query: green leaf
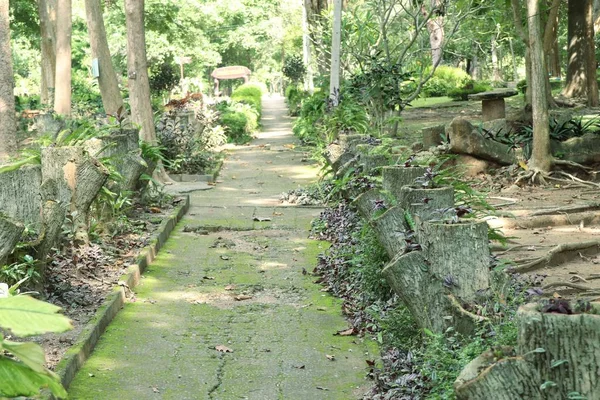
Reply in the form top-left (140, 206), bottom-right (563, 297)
top-left (0, 355), bottom-right (67, 398)
top-left (551, 359), bottom-right (568, 368)
top-left (0, 295), bottom-right (72, 336)
top-left (2, 340), bottom-right (46, 373)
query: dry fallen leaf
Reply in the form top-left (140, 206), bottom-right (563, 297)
top-left (151, 386), bottom-right (160, 393)
top-left (224, 285), bottom-right (236, 291)
top-left (220, 255), bottom-right (230, 260)
top-left (335, 328), bottom-right (355, 336)
top-left (284, 144), bottom-right (296, 149)
top-left (149, 207), bottom-right (161, 214)
top-left (215, 345), bottom-right (233, 353)
top-left (316, 307), bottom-right (327, 311)
top-left (272, 212), bottom-right (284, 216)
top-left (234, 295), bottom-right (253, 301)
top-left (293, 364), bottom-right (306, 369)
top-left (326, 354), bottom-right (335, 361)
top-left (202, 276), bottom-right (215, 280)
top-left (316, 386), bottom-right (329, 391)
top-left (253, 217), bottom-right (272, 222)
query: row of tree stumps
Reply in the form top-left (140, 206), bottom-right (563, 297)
top-left (326, 133), bottom-right (600, 400)
top-left (0, 128), bottom-right (148, 274)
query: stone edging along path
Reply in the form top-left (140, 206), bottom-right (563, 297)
top-left (47, 195), bottom-right (190, 399)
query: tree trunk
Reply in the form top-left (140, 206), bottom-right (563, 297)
top-left (0, 0), bottom-right (17, 163)
top-left (508, 37), bottom-right (519, 81)
top-left (423, 0), bottom-right (444, 67)
top-left (563, 0), bottom-right (599, 107)
top-left (0, 166), bottom-right (43, 231)
top-left (546, 13), bottom-right (561, 78)
top-left (302, 0), bottom-right (314, 94)
top-left (353, 189), bottom-right (384, 221)
top-left (527, 0), bottom-right (552, 172)
top-left (54, 0), bottom-right (71, 116)
top-left (491, 35), bottom-right (502, 82)
top-left (517, 302), bottom-right (600, 399)
top-left (84, 0), bottom-right (123, 116)
top-left (38, 0), bottom-right (57, 107)
top-left (329, 0), bottom-right (342, 104)
top-left (41, 147), bottom-right (109, 246)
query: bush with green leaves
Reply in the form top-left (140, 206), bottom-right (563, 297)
top-left (0, 279), bottom-right (72, 399)
top-left (231, 83), bottom-right (263, 117)
top-left (284, 84), bottom-right (306, 116)
top-left (218, 100), bottom-right (259, 144)
top-left (282, 54), bottom-right (306, 83)
top-left (448, 80), bottom-right (493, 101)
top-left (292, 92), bottom-right (327, 145)
top-left (422, 65), bottom-right (470, 98)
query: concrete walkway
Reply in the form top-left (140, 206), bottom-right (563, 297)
top-left (68, 96), bottom-right (375, 400)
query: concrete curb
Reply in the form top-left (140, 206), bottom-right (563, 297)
top-left (49, 195), bottom-right (190, 397)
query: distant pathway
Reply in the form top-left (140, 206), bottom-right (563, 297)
top-left (68, 95), bottom-right (375, 399)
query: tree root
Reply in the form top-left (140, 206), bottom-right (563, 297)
top-left (447, 293), bottom-right (489, 323)
top-left (553, 159), bottom-right (592, 171)
top-left (541, 281), bottom-right (595, 292)
top-left (529, 202), bottom-right (600, 216)
top-left (515, 165), bottom-right (600, 188)
top-left (508, 240), bottom-right (600, 273)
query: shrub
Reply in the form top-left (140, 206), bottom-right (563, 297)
top-left (285, 84), bottom-right (306, 116)
top-left (448, 80), bottom-right (493, 101)
top-left (218, 101), bottom-right (259, 144)
top-left (422, 65), bottom-right (470, 97)
top-left (231, 83), bottom-right (263, 117)
top-left (282, 55), bottom-right (306, 83)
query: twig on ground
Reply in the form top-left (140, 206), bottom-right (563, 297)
top-left (542, 281), bottom-right (595, 292)
top-left (508, 240), bottom-right (600, 273)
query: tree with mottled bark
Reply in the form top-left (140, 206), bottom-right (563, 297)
top-left (422, 0), bottom-right (445, 67)
top-left (53, 0), bottom-right (71, 116)
top-left (38, 0), bottom-right (56, 107)
top-left (563, 0), bottom-right (599, 106)
top-left (0, 0), bottom-right (18, 163)
top-left (84, 0), bottom-right (123, 116)
top-left (125, 0), bottom-right (171, 182)
top-left (527, 0), bottom-right (552, 173)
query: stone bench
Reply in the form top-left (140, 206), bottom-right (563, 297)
top-left (468, 89), bottom-right (518, 122)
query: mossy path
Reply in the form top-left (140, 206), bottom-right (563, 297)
top-left (67, 96), bottom-right (376, 400)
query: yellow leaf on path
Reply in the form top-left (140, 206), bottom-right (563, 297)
top-left (518, 160), bottom-right (529, 170)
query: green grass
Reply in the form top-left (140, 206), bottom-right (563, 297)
top-left (409, 96), bottom-right (461, 108)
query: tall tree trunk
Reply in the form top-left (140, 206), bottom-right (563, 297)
top-left (508, 37), bottom-right (519, 81)
top-left (125, 0), bottom-right (172, 183)
top-left (329, 0), bottom-right (342, 104)
top-left (546, 11), bottom-right (561, 78)
top-left (302, 0), bottom-right (314, 94)
top-left (125, 0), bottom-right (155, 142)
top-left (54, 0), bottom-right (71, 116)
top-left (491, 35), bottom-right (502, 81)
top-left (563, 0), bottom-right (598, 106)
top-left (594, 0), bottom-right (600, 32)
top-left (84, 0), bottom-right (123, 115)
top-left (424, 0), bottom-right (444, 67)
top-left (38, 0), bottom-right (56, 107)
top-left (528, 0), bottom-right (552, 172)
top-left (0, 0), bottom-right (17, 162)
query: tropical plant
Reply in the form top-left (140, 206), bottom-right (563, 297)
top-left (0, 279), bottom-right (72, 399)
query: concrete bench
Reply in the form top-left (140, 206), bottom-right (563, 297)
top-left (468, 89), bottom-right (518, 122)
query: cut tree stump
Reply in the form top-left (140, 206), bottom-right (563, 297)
top-left (370, 206), bottom-right (408, 258)
top-left (35, 200), bottom-right (66, 263)
top-left (418, 220), bottom-right (490, 302)
top-left (0, 165), bottom-right (43, 230)
top-left (355, 144), bottom-right (388, 174)
top-left (42, 147), bottom-right (109, 245)
top-left (517, 302), bottom-right (600, 399)
top-left (85, 129), bottom-right (147, 192)
top-left (0, 216), bottom-right (25, 265)
top-left (422, 125), bottom-right (445, 148)
top-left (455, 355), bottom-right (543, 400)
top-left (399, 186), bottom-right (454, 217)
top-left (382, 166), bottom-right (427, 200)
top-left (353, 189), bottom-right (384, 220)
top-left (382, 251), bottom-right (485, 335)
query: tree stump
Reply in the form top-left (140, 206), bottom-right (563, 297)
top-left (0, 165), bottom-right (43, 230)
top-left (382, 166), bottom-right (427, 200)
top-left (352, 189), bottom-right (384, 220)
top-left (0, 216), bottom-right (24, 265)
top-left (41, 147), bottom-right (109, 245)
top-left (382, 251), bottom-right (483, 334)
top-left (422, 125), bottom-right (445, 148)
top-left (370, 206), bottom-right (408, 258)
top-left (399, 186), bottom-right (454, 217)
top-left (449, 117), bottom-right (517, 165)
top-left (455, 355), bottom-right (543, 400)
top-left (85, 129), bottom-right (147, 192)
top-left (418, 220), bottom-right (490, 302)
top-left (35, 200), bottom-right (66, 263)
top-left (516, 302), bottom-right (600, 399)
top-left (355, 144), bottom-right (388, 175)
